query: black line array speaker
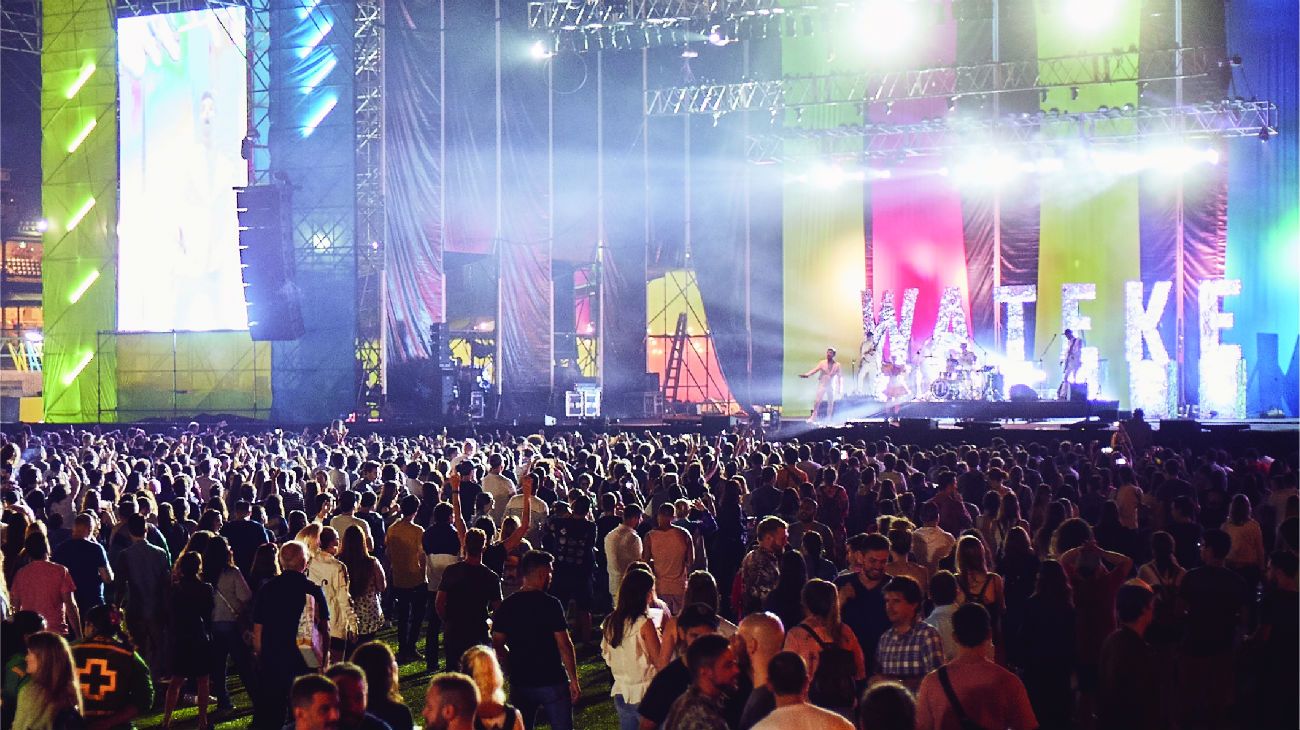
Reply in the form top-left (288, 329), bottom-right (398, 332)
top-left (237, 185), bottom-right (304, 340)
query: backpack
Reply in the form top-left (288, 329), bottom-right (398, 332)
top-left (797, 623), bottom-right (858, 710)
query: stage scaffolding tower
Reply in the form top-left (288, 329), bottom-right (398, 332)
top-left (355, 0), bottom-right (386, 419)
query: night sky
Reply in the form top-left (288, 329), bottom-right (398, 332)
top-left (1, 49), bottom-right (43, 222)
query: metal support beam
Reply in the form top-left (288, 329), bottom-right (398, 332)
top-left (746, 100), bottom-right (1277, 162)
top-left (647, 47), bottom-right (1229, 115)
top-left (354, 0), bottom-right (386, 417)
top-left (0, 0), bottom-right (40, 54)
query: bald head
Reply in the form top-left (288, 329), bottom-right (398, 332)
top-left (279, 540), bottom-right (308, 574)
top-left (738, 611), bottom-right (785, 652)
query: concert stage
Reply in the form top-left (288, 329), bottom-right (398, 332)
top-left (837, 397), bottom-right (1120, 422)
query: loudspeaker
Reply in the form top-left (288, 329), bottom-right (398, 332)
top-left (702, 415), bottom-right (738, 434)
top-left (1068, 383), bottom-right (1088, 402)
top-left (1009, 384), bottom-right (1038, 402)
top-left (237, 185), bottom-right (304, 340)
top-left (1159, 419), bottom-right (1202, 441)
top-left (898, 418), bottom-right (936, 431)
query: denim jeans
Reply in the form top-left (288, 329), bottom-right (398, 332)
top-left (613, 694), bottom-right (640, 730)
top-left (211, 621), bottom-right (257, 708)
top-left (389, 584), bottom-right (427, 655)
top-left (514, 683), bottom-right (573, 730)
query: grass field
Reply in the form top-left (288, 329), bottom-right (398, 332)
top-left (133, 628), bottom-right (619, 730)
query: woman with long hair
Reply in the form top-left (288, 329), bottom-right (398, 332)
top-left (460, 646), bottom-right (524, 730)
top-left (1222, 493), bottom-right (1267, 591)
top-left (1138, 531), bottom-right (1187, 652)
top-left (1013, 560), bottom-right (1076, 730)
top-left (164, 551), bottom-right (214, 729)
top-left (991, 493), bottom-right (1030, 558)
top-left (350, 641), bottom-right (413, 730)
top-left (600, 569), bottom-right (671, 730)
top-left (783, 578), bottom-right (866, 713)
top-left (954, 534), bottom-right (1005, 659)
top-left (763, 549), bottom-right (809, 632)
top-left (338, 525), bottom-right (386, 645)
top-left (682, 570), bottom-right (736, 636)
top-left (201, 536), bottom-right (255, 713)
top-left (1035, 501), bottom-right (1068, 557)
top-left (13, 631), bottom-right (81, 730)
top-left (247, 542), bottom-right (281, 592)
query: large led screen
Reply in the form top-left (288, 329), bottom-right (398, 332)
top-left (118, 8), bottom-right (249, 331)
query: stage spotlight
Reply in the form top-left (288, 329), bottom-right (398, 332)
top-left (1070, 86), bottom-right (1079, 100)
top-left (1202, 148), bottom-right (1220, 165)
top-left (529, 40), bottom-right (553, 60)
top-left (707, 24), bottom-right (734, 46)
top-left (680, 47), bottom-right (698, 58)
top-left (1259, 126), bottom-right (1273, 141)
top-left (855, 0), bottom-right (922, 64)
top-left (1039, 89), bottom-right (1048, 103)
top-left (947, 97), bottom-right (957, 111)
top-left (35, 219), bottom-right (48, 233)
top-left (1065, 0), bottom-right (1121, 34)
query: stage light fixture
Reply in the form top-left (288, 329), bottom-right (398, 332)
top-left (529, 40), bottom-right (554, 60)
top-left (68, 270), bottom-right (101, 304)
top-left (681, 47), bottom-right (698, 58)
top-left (66, 197), bottom-right (96, 231)
top-left (61, 351), bottom-right (95, 387)
top-left (65, 63), bottom-right (97, 99)
top-left (301, 95), bottom-right (338, 137)
top-left (1070, 87), bottom-right (1079, 100)
top-left (1259, 126), bottom-right (1273, 141)
top-left (35, 219), bottom-right (48, 233)
top-left (67, 119), bottom-right (97, 154)
top-left (1066, 0), bottom-right (1121, 34)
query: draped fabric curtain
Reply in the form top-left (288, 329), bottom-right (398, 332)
top-left (1225, 0), bottom-right (1300, 415)
top-left (385, 0), bottom-right (443, 361)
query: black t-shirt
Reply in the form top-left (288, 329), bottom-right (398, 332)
top-left (53, 537), bottom-right (110, 609)
top-left (738, 685), bottom-right (776, 730)
top-left (437, 560), bottom-right (501, 638)
top-left (221, 519), bottom-right (272, 576)
top-left (637, 658), bottom-right (690, 725)
top-left (492, 589), bottom-right (568, 688)
top-left (836, 572), bottom-right (890, 672)
top-left (1180, 565), bottom-right (1246, 656)
top-left (252, 571), bottom-right (329, 670)
top-left (544, 517), bottom-right (596, 571)
top-left (1167, 521), bottom-right (1203, 569)
top-left (423, 524), bottom-right (460, 556)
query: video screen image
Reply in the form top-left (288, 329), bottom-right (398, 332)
top-left (117, 8), bottom-right (249, 332)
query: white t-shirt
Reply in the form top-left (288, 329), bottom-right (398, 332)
top-left (751, 703), bottom-right (854, 730)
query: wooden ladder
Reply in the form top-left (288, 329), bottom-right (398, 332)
top-left (662, 312), bottom-right (689, 404)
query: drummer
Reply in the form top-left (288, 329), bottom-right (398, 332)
top-left (956, 341), bottom-right (978, 370)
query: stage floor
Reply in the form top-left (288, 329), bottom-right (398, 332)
top-left (833, 397), bottom-right (1120, 422)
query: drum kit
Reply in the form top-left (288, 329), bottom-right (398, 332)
top-left (926, 355), bottom-right (1004, 401)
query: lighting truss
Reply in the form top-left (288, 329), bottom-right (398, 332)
top-left (745, 100), bottom-right (1277, 163)
top-left (647, 47), bottom-right (1227, 115)
top-left (0, 0), bottom-right (40, 54)
top-left (354, 0), bottom-right (386, 418)
top-left (527, 0), bottom-right (869, 52)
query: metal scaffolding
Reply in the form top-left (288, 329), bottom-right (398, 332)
top-left (646, 47), bottom-right (1229, 116)
top-left (354, 0), bottom-right (386, 418)
top-left (0, 0), bottom-right (39, 54)
top-left (527, 0), bottom-right (878, 53)
top-left (744, 100), bottom-right (1278, 162)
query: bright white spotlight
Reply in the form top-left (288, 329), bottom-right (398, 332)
top-left (856, 0), bottom-right (921, 64)
top-left (1202, 147), bottom-right (1221, 165)
top-left (529, 40), bottom-right (553, 60)
top-left (1065, 0), bottom-right (1121, 34)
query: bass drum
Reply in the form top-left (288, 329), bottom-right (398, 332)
top-left (929, 379), bottom-right (951, 400)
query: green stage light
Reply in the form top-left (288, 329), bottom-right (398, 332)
top-left (66, 196), bottom-right (96, 231)
top-left (65, 62), bottom-right (96, 99)
top-left (61, 351), bottom-right (95, 387)
top-left (68, 270), bottom-right (101, 304)
top-left (67, 118), bottom-right (96, 153)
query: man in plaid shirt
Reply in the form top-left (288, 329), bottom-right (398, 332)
top-left (873, 576), bottom-right (943, 692)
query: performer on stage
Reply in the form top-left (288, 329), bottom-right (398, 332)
top-left (882, 357), bottom-right (911, 403)
top-left (857, 333), bottom-right (882, 399)
top-left (801, 347), bottom-right (844, 422)
top-left (957, 341), bottom-right (978, 370)
top-left (1057, 329), bottom-right (1084, 400)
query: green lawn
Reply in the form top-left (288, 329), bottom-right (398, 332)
top-left (133, 628), bottom-right (619, 730)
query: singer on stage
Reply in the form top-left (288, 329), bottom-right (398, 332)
top-left (801, 347), bottom-right (843, 422)
top-left (1058, 329), bottom-right (1084, 399)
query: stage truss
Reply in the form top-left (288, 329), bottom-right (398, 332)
top-left (354, 0), bottom-right (386, 419)
top-left (645, 47), bottom-right (1229, 116)
top-left (745, 100), bottom-right (1278, 162)
top-left (527, 0), bottom-right (878, 53)
top-left (0, 0), bottom-right (39, 54)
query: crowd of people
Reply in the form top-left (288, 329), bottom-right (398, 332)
top-left (0, 420), bottom-right (1295, 730)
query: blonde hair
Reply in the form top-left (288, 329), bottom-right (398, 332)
top-left (295, 523), bottom-right (322, 556)
top-left (459, 645), bottom-right (506, 706)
